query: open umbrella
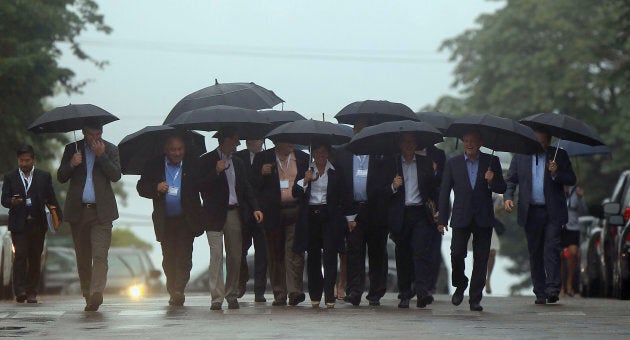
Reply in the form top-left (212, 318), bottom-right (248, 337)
top-left (519, 113), bottom-right (605, 146)
top-left (560, 140), bottom-right (611, 158)
top-left (416, 111), bottom-right (456, 133)
top-left (348, 120), bottom-right (442, 155)
top-left (265, 120), bottom-right (353, 146)
top-left (334, 100), bottom-right (417, 125)
top-left (163, 80), bottom-right (283, 124)
top-left (168, 105), bottom-right (270, 139)
top-left (445, 114), bottom-right (542, 155)
top-left (118, 126), bottom-right (206, 175)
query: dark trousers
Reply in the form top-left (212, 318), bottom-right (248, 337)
top-left (427, 229), bottom-right (443, 293)
top-left (71, 207), bottom-right (112, 296)
top-left (161, 216), bottom-right (195, 295)
top-left (11, 222), bottom-right (46, 296)
top-left (346, 205), bottom-right (388, 301)
top-left (450, 220), bottom-right (492, 305)
top-left (239, 222), bottom-right (268, 296)
top-left (394, 207), bottom-right (433, 299)
top-left (306, 207), bottom-right (338, 303)
top-left (525, 205), bottom-right (562, 297)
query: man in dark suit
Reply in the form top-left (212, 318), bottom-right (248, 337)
top-left (438, 130), bottom-right (506, 312)
top-left (199, 129), bottom-right (263, 310)
top-left (233, 139), bottom-right (268, 302)
top-left (334, 120), bottom-right (387, 306)
top-left (57, 122), bottom-right (121, 311)
top-left (1, 145), bottom-right (61, 303)
top-left (136, 134), bottom-right (203, 306)
top-left (504, 128), bottom-right (576, 304)
top-left (252, 141), bottom-right (309, 306)
top-left (385, 132), bottom-right (438, 309)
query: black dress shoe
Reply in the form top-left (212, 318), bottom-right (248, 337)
top-left (343, 294), bottom-right (361, 306)
top-left (534, 296), bottom-right (547, 305)
top-left (368, 299), bottom-right (381, 306)
top-left (288, 292), bottom-right (305, 306)
top-left (272, 299), bottom-right (287, 306)
top-left (398, 298), bottom-right (410, 308)
top-left (16, 293), bottom-right (27, 303)
top-left (469, 303), bottom-right (483, 312)
top-left (254, 295), bottom-right (267, 303)
top-left (547, 295), bottom-right (559, 303)
top-left (227, 300), bottom-right (240, 309)
top-left (169, 292), bottom-right (185, 306)
top-left (210, 302), bottom-right (222, 310)
top-left (26, 295), bottom-right (38, 304)
top-left (85, 292), bottom-right (103, 312)
top-left (451, 287), bottom-right (465, 306)
top-left (417, 295), bottom-right (434, 308)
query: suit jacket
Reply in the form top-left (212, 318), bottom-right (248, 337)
top-left (57, 140), bottom-right (121, 225)
top-left (332, 146), bottom-right (387, 226)
top-left (438, 152), bottom-right (507, 229)
top-left (1, 168), bottom-right (62, 233)
top-left (136, 155), bottom-right (204, 242)
top-left (384, 155), bottom-right (438, 234)
top-left (504, 146), bottom-right (576, 227)
top-left (199, 149), bottom-right (260, 232)
top-left (292, 166), bottom-right (349, 253)
top-left (252, 148), bottom-right (309, 229)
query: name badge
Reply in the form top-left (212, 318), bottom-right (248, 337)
top-left (167, 186), bottom-right (180, 196)
top-left (25, 198), bottom-right (32, 206)
top-left (280, 180), bottom-right (289, 189)
top-left (356, 169), bottom-right (368, 177)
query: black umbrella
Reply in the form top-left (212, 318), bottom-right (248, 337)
top-left (163, 80), bottom-right (283, 124)
top-left (559, 140), bottom-right (611, 158)
top-left (445, 114), bottom-right (542, 155)
top-left (211, 109), bottom-right (307, 139)
top-left (28, 104), bottom-right (119, 133)
top-left (118, 126), bottom-right (207, 175)
top-left (519, 113), bottom-right (605, 146)
top-left (168, 105), bottom-right (270, 139)
top-left (416, 111), bottom-right (456, 133)
top-left (334, 100), bottom-right (418, 125)
top-left (348, 120), bottom-right (443, 155)
top-left (265, 120), bottom-right (353, 146)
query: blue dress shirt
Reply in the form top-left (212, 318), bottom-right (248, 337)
top-left (165, 157), bottom-right (183, 217)
top-left (531, 153), bottom-right (546, 204)
top-left (464, 153), bottom-right (479, 190)
top-left (82, 144), bottom-right (96, 203)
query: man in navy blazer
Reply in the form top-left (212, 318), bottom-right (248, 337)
top-left (1, 145), bottom-right (61, 303)
top-left (385, 132), bottom-right (438, 309)
top-left (504, 128), bottom-right (576, 304)
top-left (438, 131), bottom-right (506, 311)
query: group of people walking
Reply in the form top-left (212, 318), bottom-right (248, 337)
top-left (1, 116), bottom-right (577, 313)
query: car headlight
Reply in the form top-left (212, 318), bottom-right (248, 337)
top-left (128, 284), bottom-right (145, 299)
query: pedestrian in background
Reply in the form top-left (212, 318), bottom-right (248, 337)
top-left (560, 185), bottom-right (587, 297)
top-left (57, 121), bottom-right (121, 311)
top-left (2, 145), bottom-right (62, 304)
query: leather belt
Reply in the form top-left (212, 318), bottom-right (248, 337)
top-left (228, 204), bottom-right (239, 210)
top-left (530, 204), bottom-right (546, 208)
top-left (82, 203), bottom-right (97, 208)
top-left (354, 201), bottom-right (368, 207)
top-left (309, 204), bottom-right (327, 214)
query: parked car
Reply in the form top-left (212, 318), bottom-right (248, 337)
top-left (0, 191), bottom-right (14, 300)
top-left (579, 215), bottom-right (603, 297)
top-left (599, 200), bottom-right (630, 299)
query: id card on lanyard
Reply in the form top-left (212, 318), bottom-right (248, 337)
top-left (276, 153), bottom-right (292, 189)
top-left (20, 169), bottom-right (33, 206)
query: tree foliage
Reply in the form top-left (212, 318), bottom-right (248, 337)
top-left (111, 228), bottom-right (153, 251)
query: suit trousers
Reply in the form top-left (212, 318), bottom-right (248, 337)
top-left (450, 220), bottom-right (492, 305)
top-left (264, 206), bottom-right (304, 302)
top-left (238, 222), bottom-right (268, 296)
top-left (306, 208), bottom-right (338, 304)
top-left (11, 221), bottom-right (46, 296)
top-left (346, 205), bottom-right (388, 301)
top-left (70, 206), bottom-right (112, 296)
top-left (394, 207), bottom-right (433, 300)
top-left (428, 229), bottom-right (443, 292)
top-left (524, 205), bottom-right (562, 297)
top-left (161, 216), bottom-right (194, 296)
top-left (206, 209), bottom-right (242, 304)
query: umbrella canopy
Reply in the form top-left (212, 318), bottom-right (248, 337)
top-left (265, 119), bottom-right (353, 146)
top-left (168, 105), bottom-right (270, 139)
top-left (211, 109), bottom-right (306, 139)
top-left (28, 104), bottom-right (119, 133)
top-left (118, 126), bottom-right (206, 175)
top-left (519, 113), bottom-right (605, 146)
top-left (559, 140), bottom-right (611, 157)
top-left (163, 80), bottom-right (283, 124)
top-left (416, 111), bottom-right (456, 133)
top-left (334, 100), bottom-right (417, 125)
top-left (445, 114), bottom-right (542, 155)
top-left (348, 120), bottom-right (443, 155)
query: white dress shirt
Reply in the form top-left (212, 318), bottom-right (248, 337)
top-left (400, 155), bottom-right (422, 206)
top-left (217, 149), bottom-right (238, 205)
top-left (297, 161), bottom-right (335, 205)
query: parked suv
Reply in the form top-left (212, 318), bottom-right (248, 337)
top-left (0, 189), bottom-right (13, 300)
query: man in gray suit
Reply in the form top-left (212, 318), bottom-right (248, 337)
top-left (57, 121), bottom-right (121, 311)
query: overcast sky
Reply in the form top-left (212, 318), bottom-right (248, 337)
top-left (50, 0), bottom-right (520, 295)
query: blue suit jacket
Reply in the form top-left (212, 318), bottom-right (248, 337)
top-left (438, 152), bottom-right (506, 229)
top-left (504, 146), bottom-right (576, 227)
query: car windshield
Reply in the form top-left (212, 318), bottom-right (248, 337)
top-left (109, 253), bottom-right (144, 278)
top-left (46, 250), bottom-right (77, 273)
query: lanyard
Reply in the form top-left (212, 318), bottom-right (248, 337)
top-left (165, 159), bottom-right (182, 182)
top-left (276, 153), bottom-right (292, 173)
top-left (19, 168), bottom-right (33, 194)
top-left (356, 155), bottom-right (368, 169)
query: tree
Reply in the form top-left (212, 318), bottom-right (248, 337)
top-left (0, 0), bottom-right (112, 174)
top-left (437, 0), bottom-right (630, 293)
top-left (111, 228), bottom-right (153, 251)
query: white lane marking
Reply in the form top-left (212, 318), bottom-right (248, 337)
top-left (119, 310), bottom-right (165, 317)
top-left (537, 311), bottom-right (586, 316)
top-left (11, 310), bottom-right (65, 317)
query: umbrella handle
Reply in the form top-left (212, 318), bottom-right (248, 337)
top-left (553, 140), bottom-right (561, 162)
top-left (74, 131), bottom-right (78, 153)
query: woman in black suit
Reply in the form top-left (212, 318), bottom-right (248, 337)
top-left (292, 143), bottom-right (348, 308)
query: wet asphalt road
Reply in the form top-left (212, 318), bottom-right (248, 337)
top-left (0, 293), bottom-right (628, 339)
